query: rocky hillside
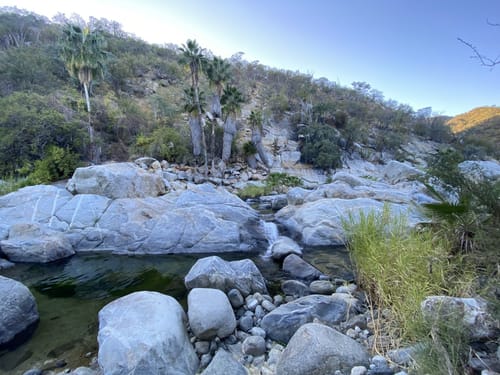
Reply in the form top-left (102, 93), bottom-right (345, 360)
top-left (446, 106), bottom-right (500, 153)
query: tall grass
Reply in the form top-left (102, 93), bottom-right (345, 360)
top-left (343, 205), bottom-right (473, 352)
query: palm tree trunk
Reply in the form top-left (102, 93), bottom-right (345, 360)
top-left (83, 82), bottom-right (99, 163)
top-left (222, 116), bottom-right (237, 162)
top-left (193, 79), bottom-right (208, 175)
top-left (252, 127), bottom-right (270, 168)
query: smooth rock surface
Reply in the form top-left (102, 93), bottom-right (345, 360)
top-left (0, 223), bottom-right (74, 263)
top-left (97, 291), bottom-right (198, 375)
top-left (188, 288), bottom-right (236, 340)
top-left (276, 323), bottom-right (370, 374)
top-left (66, 162), bottom-right (166, 199)
top-left (260, 294), bottom-right (352, 343)
top-left (282, 254), bottom-right (323, 280)
top-left (185, 256), bottom-right (268, 296)
top-left (201, 349), bottom-right (247, 375)
top-left (0, 276), bottom-right (39, 345)
top-left (269, 236), bottom-right (302, 260)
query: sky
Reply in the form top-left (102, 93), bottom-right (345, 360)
top-left (1, 0), bottom-right (500, 116)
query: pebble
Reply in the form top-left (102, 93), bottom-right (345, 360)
top-left (238, 315), bottom-right (254, 332)
top-left (351, 366), bottom-right (368, 375)
top-left (261, 300), bottom-right (276, 312)
top-left (273, 295), bottom-right (284, 305)
top-left (254, 305), bottom-right (265, 319)
top-left (200, 353), bottom-right (212, 368)
top-left (195, 341), bottom-right (210, 355)
top-left (242, 336), bottom-right (266, 357)
top-left (228, 289), bottom-right (245, 308)
top-left (249, 327), bottom-right (266, 338)
top-left (246, 298), bottom-right (259, 311)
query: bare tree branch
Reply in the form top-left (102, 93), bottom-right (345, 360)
top-left (457, 37), bottom-right (500, 67)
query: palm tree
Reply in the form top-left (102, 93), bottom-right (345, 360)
top-left (221, 85), bottom-right (244, 161)
top-left (61, 23), bottom-right (107, 163)
top-left (182, 87), bottom-right (206, 157)
top-left (179, 39), bottom-right (208, 170)
top-left (249, 110), bottom-right (270, 168)
top-left (206, 56), bottom-right (231, 118)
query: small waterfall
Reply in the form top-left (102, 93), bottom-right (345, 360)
top-left (260, 220), bottom-right (279, 257)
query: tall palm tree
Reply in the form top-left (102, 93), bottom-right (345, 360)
top-left (61, 23), bottom-right (107, 163)
top-left (179, 39), bottom-right (208, 170)
top-left (206, 56), bottom-right (231, 118)
top-left (182, 87), bottom-right (206, 157)
top-left (220, 85), bottom-right (244, 161)
top-left (249, 110), bottom-right (270, 168)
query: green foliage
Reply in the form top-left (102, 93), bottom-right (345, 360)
top-left (238, 173), bottom-right (302, 198)
top-left (27, 146), bottom-right (80, 184)
top-left (134, 126), bottom-right (191, 163)
top-left (343, 206), bottom-right (472, 350)
top-left (242, 141), bottom-right (257, 157)
top-left (221, 85), bottom-right (244, 117)
top-left (299, 124), bottom-right (342, 169)
top-left (0, 92), bottom-right (85, 177)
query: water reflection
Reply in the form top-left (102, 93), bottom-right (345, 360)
top-left (0, 248), bottom-right (352, 374)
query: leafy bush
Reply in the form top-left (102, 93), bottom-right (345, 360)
top-left (242, 141), bottom-right (257, 157)
top-left (134, 126), bottom-right (191, 163)
top-left (238, 173), bottom-right (302, 198)
top-left (299, 124), bottom-right (342, 169)
top-left (26, 145), bottom-right (81, 184)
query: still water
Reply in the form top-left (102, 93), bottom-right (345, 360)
top-left (0, 247), bottom-right (353, 374)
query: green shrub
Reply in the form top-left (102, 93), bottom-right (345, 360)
top-left (134, 126), bottom-right (191, 163)
top-left (27, 146), bottom-right (81, 184)
top-left (242, 141), bottom-right (257, 157)
top-left (343, 206), bottom-right (472, 348)
top-left (238, 173), bottom-right (302, 198)
top-left (299, 124), bottom-right (342, 170)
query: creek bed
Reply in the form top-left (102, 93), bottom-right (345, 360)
top-left (0, 247), bottom-right (353, 374)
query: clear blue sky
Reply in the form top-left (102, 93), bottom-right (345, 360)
top-left (2, 0), bottom-right (500, 115)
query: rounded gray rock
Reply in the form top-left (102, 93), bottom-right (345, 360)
top-left (0, 276), bottom-right (39, 345)
top-left (242, 335), bottom-right (267, 357)
top-left (188, 288), bottom-right (236, 340)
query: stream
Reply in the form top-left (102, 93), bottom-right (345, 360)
top-left (0, 223), bottom-right (353, 374)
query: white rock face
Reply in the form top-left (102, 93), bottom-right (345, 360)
top-left (66, 162), bottom-right (166, 199)
top-left (0, 276), bottom-right (39, 345)
top-left (97, 291), bottom-right (198, 375)
top-left (459, 160), bottom-right (500, 181)
top-left (187, 288), bottom-right (237, 340)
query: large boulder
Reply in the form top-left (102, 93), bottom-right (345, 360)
top-left (276, 197), bottom-right (425, 246)
top-left (0, 276), bottom-right (39, 345)
top-left (97, 291), bottom-right (198, 375)
top-left (0, 181), bottom-right (263, 259)
top-left (276, 323), bottom-right (370, 375)
top-left (185, 256), bottom-right (268, 296)
top-left (0, 223), bottom-right (74, 263)
top-left (187, 288), bottom-right (236, 340)
top-left (421, 296), bottom-right (498, 341)
top-left (66, 162), bottom-right (166, 199)
top-left (383, 160), bottom-right (424, 184)
top-left (260, 294), bottom-right (355, 343)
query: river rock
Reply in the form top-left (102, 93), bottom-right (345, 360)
top-left (276, 323), bottom-right (370, 375)
top-left (66, 162), bottom-right (166, 198)
top-left (97, 291), bottom-right (198, 375)
top-left (0, 223), bottom-right (74, 263)
top-left (242, 335), bottom-right (267, 356)
top-left (0, 276), bottom-right (39, 345)
top-left (188, 288), bottom-right (236, 340)
top-left (309, 280), bottom-right (335, 294)
top-left (282, 254), bottom-right (323, 280)
top-left (185, 256), bottom-right (268, 296)
top-left (281, 280), bottom-right (309, 297)
top-left (421, 296), bottom-right (498, 341)
top-left (0, 181), bottom-right (264, 259)
top-left (269, 236), bottom-right (302, 260)
top-left (276, 197), bottom-right (425, 246)
top-left (260, 294), bottom-right (353, 343)
top-left (201, 349), bottom-right (247, 375)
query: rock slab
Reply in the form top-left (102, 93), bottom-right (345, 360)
top-left (97, 291), bottom-right (198, 375)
